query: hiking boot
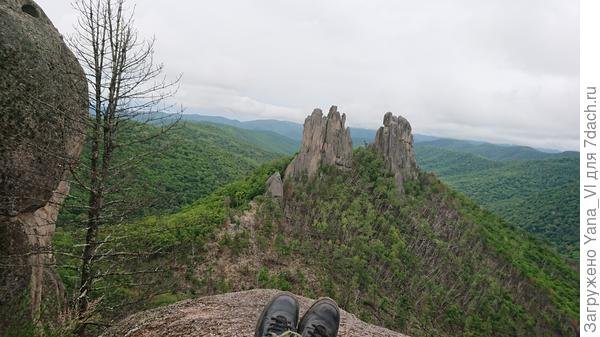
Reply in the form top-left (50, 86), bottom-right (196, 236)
top-left (298, 298), bottom-right (340, 337)
top-left (255, 292), bottom-right (300, 337)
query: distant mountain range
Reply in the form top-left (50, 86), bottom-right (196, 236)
top-left (137, 113), bottom-right (580, 257)
top-left (176, 113), bottom-right (575, 157)
top-left (177, 113), bottom-right (439, 147)
top-left (54, 118), bottom-right (578, 337)
top-left (416, 138), bottom-right (578, 161)
top-left (177, 113), bottom-right (380, 146)
top-left (415, 144), bottom-right (579, 258)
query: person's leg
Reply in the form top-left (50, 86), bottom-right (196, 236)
top-left (255, 292), bottom-right (301, 337)
top-left (297, 298), bottom-right (340, 337)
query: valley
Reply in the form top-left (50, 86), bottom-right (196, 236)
top-left (53, 109), bottom-right (579, 337)
top-left (0, 1), bottom-right (580, 336)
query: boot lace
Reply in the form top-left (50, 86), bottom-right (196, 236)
top-left (305, 324), bottom-right (328, 337)
top-left (265, 315), bottom-right (295, 336)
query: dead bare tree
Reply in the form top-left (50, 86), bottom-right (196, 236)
top-left (67, 0), bottom-right (182, 331)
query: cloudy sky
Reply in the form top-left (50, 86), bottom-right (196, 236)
top-left (39, 0), bottom-right (578, 150)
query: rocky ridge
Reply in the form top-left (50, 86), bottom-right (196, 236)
top-left (98, 107), bottom-right (575, 337)
top-left (101, 289), bottom-right (409, 337)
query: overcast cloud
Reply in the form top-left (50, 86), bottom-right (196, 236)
top-left (39, 0), bottom-right (579, 150)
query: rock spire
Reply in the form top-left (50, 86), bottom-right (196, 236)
top-left (373, 112), bottom-right (418, 191)
top-left (284, 106), bottom-right (353, 179)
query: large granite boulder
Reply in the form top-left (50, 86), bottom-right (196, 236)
top-left (372, 112), bottom-right (418, 192)
top-left (0, 0), bottom-right (87, 215)
top-left (0, 0), bottom-right (87, 332)
top-left (285, 106), bottom-right (353, 180)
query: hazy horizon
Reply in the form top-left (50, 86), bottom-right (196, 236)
top-left (177, 109), bottom-right (577, 152)
top-left (39, 0), bottom-right (579, 151)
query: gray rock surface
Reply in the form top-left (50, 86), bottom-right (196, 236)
top-left (372, 112), bottom-right (418, 192)
top-left (265, 172), bottom-right (283, 198)
top-left (0, 0), bottom-right (87, 331)
top-left (285, 106), bottom-right (353, 180)
top-left (101, 289), bottom-right (410, 337)
top-left (0, 0), bottom-right (87, 215)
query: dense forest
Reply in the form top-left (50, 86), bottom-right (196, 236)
top-left (60, 120), bottom-right (580, 261)
top-left (415, 144), bottom-right (579, 258)
top-left (54, 147), bottom-right (578, 337)
top-left (48, 119), bottom-right (579, 336)
top-left (416, 138), bottom-right (578, 161)
top-left (58, 121), bottom-right (298, 224)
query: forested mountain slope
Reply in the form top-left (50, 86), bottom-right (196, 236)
top-left (61, 119), bottom-right (579, 262)
top-left (54, 106), bottom-right (578, 337)
top-left (417, 138), bottom-right (578, 161)
top-left (415, 144), bottom-right (579, 258)
top-left (55, 148), bottom-right (578, 337)
top-left (175, 113), bottom-right (376, 146)
top-left (59, 122), bottom-right (296, 223)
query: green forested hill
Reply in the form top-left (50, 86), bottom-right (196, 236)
top-left (415, 144), bottom-right (579, 258)
top-left (62, 120), bottom-right (578, 261)
top-left (60, 122), bottom-right (297, 222)
top-left (199, 122), bottom-right (299, 155)
top-left (54, 148), bottom-right (578, 337)
top-left (133, 122), bottom-right (297, 208)
top-left (418, 138), bottom-right (578, 161)
top-left (176, 113), bottom-right (377, 146)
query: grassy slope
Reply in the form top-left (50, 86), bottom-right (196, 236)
top-left (54, 148), bottom-right (577, 337)
top-left (415, 144), bottom-right (579, 258)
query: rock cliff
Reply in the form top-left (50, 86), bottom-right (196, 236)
top-left (284, 106), bottom-right (353, 180)
top-left (0, 0), bottom-right (87, 331)
top-left (101, 289), bottom-right (410, 337)
top-left (372, 112), bottom-right (418, 192)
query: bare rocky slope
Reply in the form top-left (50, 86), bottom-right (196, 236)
top-left (101, 289), bottom-right (409, 337)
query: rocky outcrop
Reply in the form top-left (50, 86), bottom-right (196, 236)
top-left (265, 172), bottom-right (283, 198)
top-left (101, 289), bottom-right (410, 337)
top-left (372, 112), bottom-right (418, 192)
top-left (0, 0), bottom-right (87, 331)
top-left (285, 106), bottom-right (353, 180)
